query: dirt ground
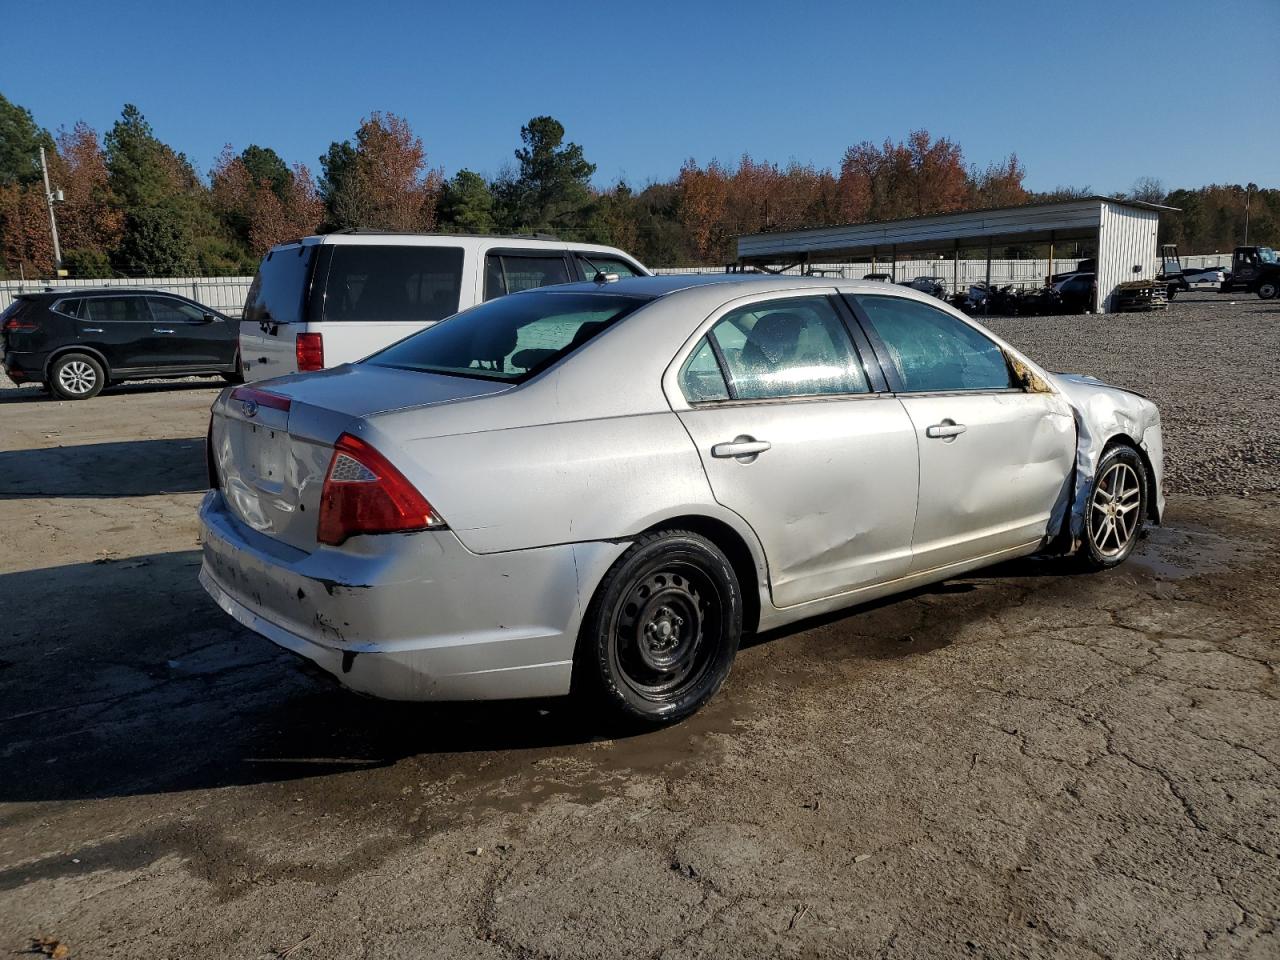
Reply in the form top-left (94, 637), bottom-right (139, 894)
top-left (1, 294), bottom-right (1277, 959)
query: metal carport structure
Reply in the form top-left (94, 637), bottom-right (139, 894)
top-left (736, 197), bottom-right (1178, 313)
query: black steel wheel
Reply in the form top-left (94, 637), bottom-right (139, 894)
top-left (576, 529), bottom-right (742, 726)
top-left (1076, 445), bottom-right (1148, 571)
top-left (1258, 280), bottom-right (1278, 301)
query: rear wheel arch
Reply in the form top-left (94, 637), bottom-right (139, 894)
top-left (45, 344), bottom-right (112, 383)
top-left (639, 514), bottom-right (764, 635)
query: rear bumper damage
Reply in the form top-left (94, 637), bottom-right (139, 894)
top-left (198, 491), bottom-right (628, 700)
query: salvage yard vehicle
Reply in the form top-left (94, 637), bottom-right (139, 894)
top-left (1, 289), bottom-right (240, 400)
top-left (200, 275), bottom-right (1164, 725)
top-left (898, 276), bottom-right (947, 298)
top-left (238, 231), bottom-right (649, 382)
top-left (1220, 245), bottom-right (1279, 297)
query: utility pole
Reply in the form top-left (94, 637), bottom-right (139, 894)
top-left (39, 146), bottom-right (64, 275)
top-left (1244, 183), bottom-right (1254, 247)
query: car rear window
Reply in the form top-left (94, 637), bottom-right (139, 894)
top-left (323, 245), bottom-right (463, 323)
top-left (244, 244), bottom-right (315, 325)
top-left (367, 291), bottom-right (649, 382)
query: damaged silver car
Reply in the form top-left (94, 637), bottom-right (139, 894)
top-left (199, 275), bottom-right (1163, 724)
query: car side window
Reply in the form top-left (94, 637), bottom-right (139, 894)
top-left (576, 253), bottom-right (640, 278)
top-left (52, 298), bottom-right (82, 319)
top-left (853, 295), bottom-right (1013, 393)
top-left (679, 338), bottom-right (730, 402)
top-left (148, 298), bottom-right (206, 324)
top-left (86, 297), bottom-right (148, 323)
top-left (484, 254), bottom-right (572, 300)
top-left (707, 296), bottom-right (869, 401)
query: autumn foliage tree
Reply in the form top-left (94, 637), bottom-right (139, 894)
top-left (319, 113), bottom-right (442, 232)
top-left (211, 145), bottom-right (322, 261)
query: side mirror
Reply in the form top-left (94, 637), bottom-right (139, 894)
top-left (202, 312), bottom-right (217, 323)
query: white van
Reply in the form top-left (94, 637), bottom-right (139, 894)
top-left (238, 231), bottom-right (649, 382)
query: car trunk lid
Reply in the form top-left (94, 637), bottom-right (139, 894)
top-left (211, 364), bottom-right (512, 551)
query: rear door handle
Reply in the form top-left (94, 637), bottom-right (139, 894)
top-left (82, 327), bottom-right (103, 333)
top-left (926, 421), bottom-right (967, 439)
top-left (711, 437), bottom-right (771, 460)
top-left (153, 327), bottom-right (175, 334)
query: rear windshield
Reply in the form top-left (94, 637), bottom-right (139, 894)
top-left (367, 291), bottom-right (648, 382)
top-left (322, 245), bottom-right (463, 323)
top-left (244, 244), bottom-right (315, 325)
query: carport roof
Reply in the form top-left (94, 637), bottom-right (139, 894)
top-left (737, 196), bottom-right (1180, 262)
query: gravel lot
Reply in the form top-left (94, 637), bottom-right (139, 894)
top-left (1, 293), bottom-right (1277, 958)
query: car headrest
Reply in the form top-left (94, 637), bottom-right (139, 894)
top-left (744, 311), bottom-right (805, 365)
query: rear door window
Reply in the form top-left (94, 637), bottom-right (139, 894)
top-left (86, 297), bottom-right (148, 323)
top-left (483, 253), bottom-right (572, 300)
top-left (244, 245), bottom-right (315, 325)
top-left (322, 245), bottom-right (463, 323)
top-left (707, 296), bottom-right (869, 400)
top-left (52, 298), bottom-right (83, 319)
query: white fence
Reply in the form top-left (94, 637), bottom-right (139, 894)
top-left (1, 252), bottom-right (1234, 315)
top-left (0, 276), bottom-right (254, 316)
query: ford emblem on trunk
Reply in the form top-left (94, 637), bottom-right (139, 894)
top-left (241, 398), bottom-right (259, 418)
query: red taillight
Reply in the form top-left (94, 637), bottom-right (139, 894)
top-left (296, 332), bottom-right (324, 372)
top-left (2, 317), bottom-right (37, 332)
top-left (316, 433), bottom-right (443, 546)
top-left (206, 416), bottom-right (220, 489)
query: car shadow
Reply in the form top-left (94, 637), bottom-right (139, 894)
top-left (0, 380), bottom-right (222, 404)
top-left (0, 545), bottom-right (1074, 806)
top-left (0, 437), bottom-right (207, 499)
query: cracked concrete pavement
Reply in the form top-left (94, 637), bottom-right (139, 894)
top-left (0, 295), bottom-right (1277, 958)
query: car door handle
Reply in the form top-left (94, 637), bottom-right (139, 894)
top-left (711, 437), bottom-right (771, 459)
top-left (153, 328), bottom-right (175, 334)
top-left (925, 421), bottom-right (967, 439)
top-left (82, 327), bottom-right (103, 333)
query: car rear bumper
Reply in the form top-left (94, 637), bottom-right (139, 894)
top-left (2, 350), bottom-right (47, 383)
top-left (198, 490), bottom-right (628, 701)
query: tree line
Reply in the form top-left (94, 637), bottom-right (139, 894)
top-left (0, 93), bottom-right (1274, 279)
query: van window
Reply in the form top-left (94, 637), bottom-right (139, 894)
top-left (244, 245), bottom-right (315, 325)
top-left (576, 253), bottom-right (641, 278)
top-left (483, 254), bottom-right (572, 300)
top-left (323, 245), bottom-right (463, 323)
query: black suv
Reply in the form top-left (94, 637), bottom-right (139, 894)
top-left (1, 289), bottom-right (240, 400)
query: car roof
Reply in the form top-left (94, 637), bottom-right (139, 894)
top-left (18, 287), bottom-right (192, 300)
top-left (517, 272), bottom-right (922, 300)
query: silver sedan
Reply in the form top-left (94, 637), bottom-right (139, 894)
top-left (199, 275), bottom-right (1164, 724)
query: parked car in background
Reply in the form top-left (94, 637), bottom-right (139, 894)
top-left (1, 290), bottom-right (240, 400)
top-left (238, 231), bottom-right (649, 382)
top-left (1052, 272), bottom-right (1096, 313)
top-left (201, 274), bottom-right (1163, 725)
top-left (1220, 246), bottom-right (1279, 297)
top-left (899, 276), bottom-right (946, 298)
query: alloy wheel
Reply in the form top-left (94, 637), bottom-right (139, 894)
top-left (1089, 461), bottom-right (1142, 558)
top-left (58, 360), bottom-right (97, 396)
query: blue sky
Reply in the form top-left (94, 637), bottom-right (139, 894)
top-left (4, 0), bottom-right (1277, 193)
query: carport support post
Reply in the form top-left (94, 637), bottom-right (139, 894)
top-left (953, 239), bottom-right (961, 296)
top-left (984, 239), bottom-right (992, 315)
top-left (891, 245), bottom-right (897, 282)
top-left (1048, 232), bottom-right (1055, 286)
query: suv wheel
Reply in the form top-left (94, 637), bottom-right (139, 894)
top-left (1076, 445), bottom-right (1148, 571)
top-left (49, 353), bottom-right (105, 400)
top-left (1258, 281), bottom-right (1278, 300)
top-left (576, 530), bottom-right (742, 726)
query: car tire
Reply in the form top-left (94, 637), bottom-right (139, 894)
top-left (1258, 281), bottom-right (1278, 300)
top-left (221, 357), bottom-right (244, 384)
top-left (575, 529), bottom-right (742, 727)
top-left (1076, 444), bottom-right (1148, 571)
top-left (48, 352), bottom-right (106, 401)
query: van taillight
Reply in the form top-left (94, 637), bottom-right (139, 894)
top-left (296, 332), bottom-right (324, 372)
top-left (316, 433), bottom-right (444, 546)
